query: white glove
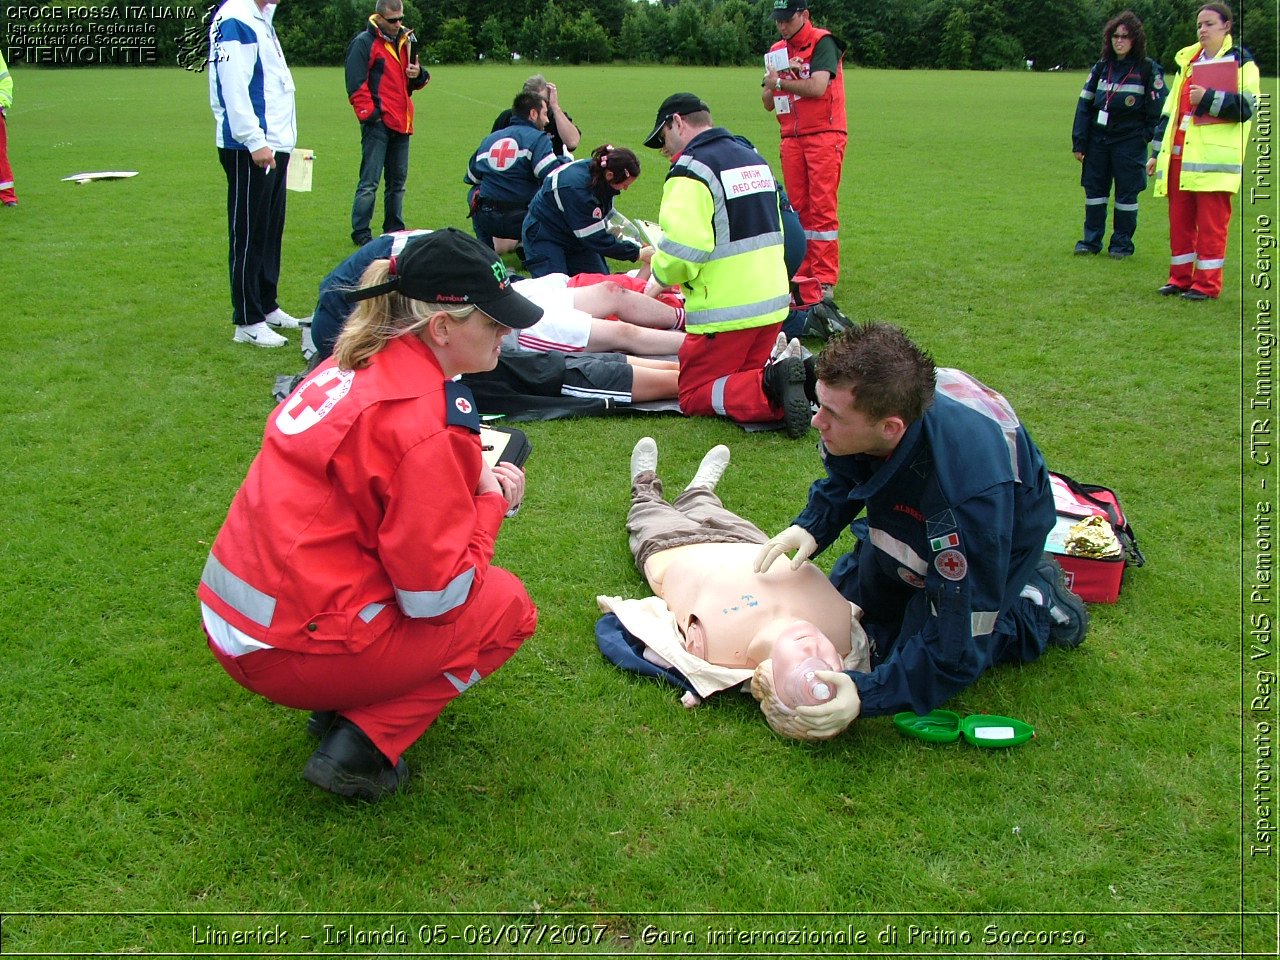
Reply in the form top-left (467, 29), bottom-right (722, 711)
top-left (751, 661), bottom-right (860, 741)
top-left (753, 524), bottom-right (818, 573)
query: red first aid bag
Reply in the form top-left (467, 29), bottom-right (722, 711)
top-left (1045, 473), bottom-right (1145, 603)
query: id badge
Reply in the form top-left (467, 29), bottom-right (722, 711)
top-left (775, 95), bottom-right (792, 115)
top-left (1179, 114), bottom-right (1192, 132)
top-left (1095, 109), bottom-right (1109, 127)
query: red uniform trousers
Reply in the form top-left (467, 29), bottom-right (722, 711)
top-left (677, 323), bottom-right (783, 424)
top-left (1166, 155), bottom-right (1233, 298)
top-left (208, 568), bottom-right (536, 764)
top-left (780, 130), bottom-right (845, 288)
top-left (0, 113), bottom-right (15, 204)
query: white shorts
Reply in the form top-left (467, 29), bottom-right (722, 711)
top-left (511, 274), bottom-right (593, 353)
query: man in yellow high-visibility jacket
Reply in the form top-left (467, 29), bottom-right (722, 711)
top-left (645, 93), bottom-right (809, 438)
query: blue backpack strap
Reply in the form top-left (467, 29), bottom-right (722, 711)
top-left (595, 612), bottom-right (699, 699)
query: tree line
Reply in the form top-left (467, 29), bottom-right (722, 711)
top-left (272, 0), bottom-right (1275, 74)
top-left (10, 0), bottom-right (1274, 74)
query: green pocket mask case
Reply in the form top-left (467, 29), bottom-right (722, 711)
top-left (893, 710), bottom-right (1034, 748)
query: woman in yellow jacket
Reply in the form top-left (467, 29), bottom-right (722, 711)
top-left (1147, 2), bottom-right (1260, 300)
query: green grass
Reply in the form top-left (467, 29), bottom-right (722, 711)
top-left (0, 63), bottom-right (1276, 954)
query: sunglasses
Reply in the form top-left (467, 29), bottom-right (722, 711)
top-left (383, 14), bottom-right (403, 22)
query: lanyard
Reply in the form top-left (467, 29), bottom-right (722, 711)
top-left (1101, 61), bottom-right (1139, 111)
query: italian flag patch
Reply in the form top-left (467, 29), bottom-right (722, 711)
top-left (930, 533), bottom-right (960, 552)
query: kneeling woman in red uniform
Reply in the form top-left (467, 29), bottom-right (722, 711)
top-left (198, 229), bottom-right (542, 801)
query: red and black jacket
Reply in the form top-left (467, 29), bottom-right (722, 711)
top-left (345, 17), bottom-right (428, 134)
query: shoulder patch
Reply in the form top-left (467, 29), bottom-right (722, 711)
top-left (935, 549), bottom-right (968, 581)
top-left (446, 381), bottom-right (482, 432)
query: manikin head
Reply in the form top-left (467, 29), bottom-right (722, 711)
top-left (768, 621), bottom-right (844, 707)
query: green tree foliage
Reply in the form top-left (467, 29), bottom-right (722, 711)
top-left (476, 16), bottom-right (512, 63)
top-left (938, 7), bottom-right (975, 68)
top-left (427, 16), bottom-right (475, 63)
top-left (555, 10), bottom-right (615, 63)
top-left (132, 0), bottom-right (1276, 73)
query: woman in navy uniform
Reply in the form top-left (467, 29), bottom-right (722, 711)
top-left (521, 144), bottom-right (653, 278)
top-left (1071, 11), bottom-right (1165, 259)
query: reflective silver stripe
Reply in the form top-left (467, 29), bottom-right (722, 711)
top-left (868, 526), bottom-right (927, 575)
top-left (358, 602), bottom-right (386, 624)
top-left (804, 229), bottom-right (839, 241)
top-left (1110, 82), bottom-right (1146, 95)
top-left (574, 219), bottom-right (608, 240)
top-left (395, 568), bottom-right (475, 618)
top-left (1150, 139), bottom-right (1162, 152)
top-left (711, 376), bottom-right (729, 416)
top-left (1085, 197), bottom-right (1109, 205)
top-left (1209, 89), bottom-right (1225, 116)
top-left (685, 293), bottom-right (792, 327)
top-left (1171, 252), bottom-right (1197, 265)
top-left (972, 611), bottom-right (999, 637)
top-left (1114, 201), bottom-right (1139, 211)
top-left (546, 163), bottom-right (570, 213)
top-left (677, 155), bottom-right (732, 241)
top-left (1020, 582), bottom-right (1045, 606)
top-left (1079, 89), bottom-right (1094, 100)
top-left (1197, 257), bottom-right (1225, 270)
top-left (659, 236), bottom-right (713, 263)
top-left (1182, 161), bottom-right (1242, 175)
top-left (201, 552), bottom-right (276, 629)
top-left (532, 152), bottom-right (561, 177)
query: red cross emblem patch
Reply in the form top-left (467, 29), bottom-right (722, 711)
top-left (935, 549), bottom-right (968, 581)
top-left (487, 137), bottom-right (519, 170)
top-left (455, 396), bottom-right (474, 415)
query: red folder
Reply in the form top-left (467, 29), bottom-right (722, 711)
top-left (1191, 55), bottom-right (1238, 125)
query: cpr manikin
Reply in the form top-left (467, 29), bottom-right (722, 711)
top-left (619, 437), bottom-right (869, 710)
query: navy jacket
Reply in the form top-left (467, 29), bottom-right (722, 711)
top-left (795, 369), bottom-right (1056, 715)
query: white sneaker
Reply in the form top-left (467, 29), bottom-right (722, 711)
top-left (686, 445), bottom-right (730, 491)
top-left (768, 331), bottom-right (788, 363)
top-left (784, 337), bottom-right (805, 360)
top-left (264, 307), bottom-right (301, 329)
top-left (233, 321), bottom-right (288, 348)
top-left (631, 436), bottom-right (658, 481)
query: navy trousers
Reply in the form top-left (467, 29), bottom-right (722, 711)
top-left (1079, 136), bottom-right (1147, 255)
top-left (219, 147), bottom-right (290, 326)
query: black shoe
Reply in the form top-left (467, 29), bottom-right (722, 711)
top-left (762, 355), bottom-right (811, 438)
top-left (802, 355), bottom-right (817, 406)
top-left (804, 299), bottom-right (853, 340)
top-left (1037, 555), bottom-right (1089, 648)
top-left (352, 233), bottom-right (373, 247)
top-left (1073, 243), bottom-right (1098, 256)
top-left (303, 717), bottom-right (408, 801)
top-left (306, 710), bottom-right (337, 738)
top-left (1157, 283), bottom-right (1187, 296)
top-left (1107, 250), bottom-right (1132, 260)
top-left (1181, 289), bottom-right (1212, 301)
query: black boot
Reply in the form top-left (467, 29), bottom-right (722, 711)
top-left (303, 717), bottom-right (408, 801)
top-left (762, 355), bottom-right (811, 439)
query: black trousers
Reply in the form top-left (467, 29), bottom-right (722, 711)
top-left (219, 148), bottom-right (290, 326)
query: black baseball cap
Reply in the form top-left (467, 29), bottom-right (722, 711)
top-left (771, 0), bottom-right (807, 19)
top-left (643, 92), bottom-right (710, 149)
top-left (345, 228), bottom-right (542, 330)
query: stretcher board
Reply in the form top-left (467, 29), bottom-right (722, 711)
top-left (62, 171), bottom-right (139, 183)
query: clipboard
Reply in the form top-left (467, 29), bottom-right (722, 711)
top-left (480, 426), bottom-right (531, 468)
top-left (1191, 56), bottom-right (1237, 125)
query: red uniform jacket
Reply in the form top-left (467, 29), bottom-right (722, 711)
top-left (198, 336), bottom-right (507, 654)
top-left (770, 21), bottom-right (847, 137)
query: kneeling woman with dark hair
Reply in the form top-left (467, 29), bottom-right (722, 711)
top-left (522, 143), bottom-right (655, 278)
top-left (198, 229), bottom-right (542, 801)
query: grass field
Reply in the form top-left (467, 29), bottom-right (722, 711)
top-left (1, 62), bottom-right (1277, 955)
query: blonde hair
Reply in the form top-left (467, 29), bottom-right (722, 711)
top-left (333, 260), bottom-right (477, 370)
